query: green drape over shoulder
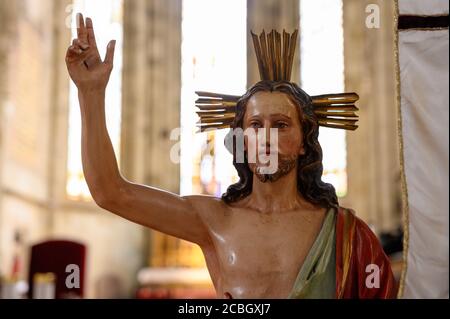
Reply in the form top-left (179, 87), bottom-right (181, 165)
top-left (288, 208), bottom-right (336, 299)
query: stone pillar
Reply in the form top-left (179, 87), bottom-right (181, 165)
top-left (247, 0), bottom-right (300, 87)
top-left (122, 0), bottom-right (181, 191)
top-left (0, 0), bottom-right (56, 278)
top-left (122, 0), bottom-right (182, 267)
top-left (342, 0), bottom-right (401, 233)
top-left (0, 0), bottom-right (18, 274)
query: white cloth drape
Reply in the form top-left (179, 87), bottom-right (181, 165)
top-left (399, 0), bottom-right (449, 16)
top-left (398, 0), bottom-right (449, 299)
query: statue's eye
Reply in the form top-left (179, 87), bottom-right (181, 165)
top-left (250, 121), bottom-right (261, 128)
top-left (275, 122), bottom-right (288, 129)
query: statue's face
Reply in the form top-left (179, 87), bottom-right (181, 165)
top-left (242, 91), bottom-right (306, 182)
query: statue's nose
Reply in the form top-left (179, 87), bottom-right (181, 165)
top-left (258, 141), bottom-right (271, 155)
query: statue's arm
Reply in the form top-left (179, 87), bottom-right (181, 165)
top-left (65, 14), bottom-right (212, 247)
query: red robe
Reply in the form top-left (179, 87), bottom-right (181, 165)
top-left (335, 207), bottom-right (398, 298)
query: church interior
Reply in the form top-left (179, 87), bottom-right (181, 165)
top-left (0, 0), bottom-right (425, 299)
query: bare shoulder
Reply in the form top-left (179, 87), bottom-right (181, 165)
top-left (182, 194), bottom-right (231, 223)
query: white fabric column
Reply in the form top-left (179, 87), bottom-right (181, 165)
top-left (398, 0), bottom-right (449, 299)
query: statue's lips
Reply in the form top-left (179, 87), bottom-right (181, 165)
top-left (257, 150), bottom-right (278, 157)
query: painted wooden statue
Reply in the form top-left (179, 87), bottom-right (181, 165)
top-left (66, 13), bottom-right (396, 299)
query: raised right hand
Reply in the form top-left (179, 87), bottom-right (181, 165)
top-left (65, 13), bottom-right (116, 92)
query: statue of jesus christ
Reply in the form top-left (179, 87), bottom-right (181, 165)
top-left (65, 13), bottom-right (397, 299)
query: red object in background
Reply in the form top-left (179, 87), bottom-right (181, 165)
top-left (11, 229), bottom-right (23, 279)
top-left (28, 240), bottom-right (86, 299)
top-left (11, 254), bottom-right (21, 279)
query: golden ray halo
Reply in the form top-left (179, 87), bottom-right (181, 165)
top-left (194, 30), bottom-right (360, 133)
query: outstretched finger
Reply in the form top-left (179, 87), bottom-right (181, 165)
top-left (86, 17), bottom-right (98, 48)
top-left (104, 40), bottom-right (116, 66)
top-left (76, 13), bottom-right (88, 45)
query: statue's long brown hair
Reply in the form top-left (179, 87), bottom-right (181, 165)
top-left (221, 80), bottom-right (339, 208)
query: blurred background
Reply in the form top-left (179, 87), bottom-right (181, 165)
top-left (0, 0), bottom-right (403, 298)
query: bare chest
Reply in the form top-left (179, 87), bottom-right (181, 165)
top-left (202, 210), bottom-right (325, 298)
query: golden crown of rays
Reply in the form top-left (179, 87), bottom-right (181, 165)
top-left (195, 29), bottom-right (359, 133)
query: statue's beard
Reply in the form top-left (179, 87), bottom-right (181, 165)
top-left (249, 154), bottom-right (298, 183)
